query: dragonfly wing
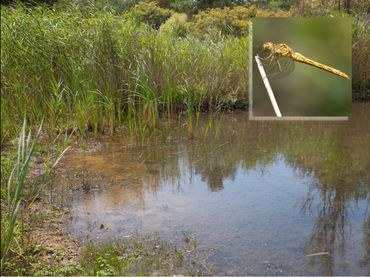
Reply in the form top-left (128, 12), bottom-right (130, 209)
top-left (262, 57), bottom-right (295, 79)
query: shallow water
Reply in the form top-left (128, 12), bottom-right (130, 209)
top-left (59, 103), bottom-right (369, 275)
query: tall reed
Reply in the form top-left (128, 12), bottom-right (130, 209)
top-left (0, 4), bottom-right (248, 144)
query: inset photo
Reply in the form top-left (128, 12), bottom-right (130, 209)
top-left (251, 18), bottom-right (352, 119)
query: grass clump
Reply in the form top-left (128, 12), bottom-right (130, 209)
top-left (2, 231), bottom-right (208, 276)
top-left (0, 118), bottom-right (69, 274)
top-left (1, 118), bottom-right (43, 271)
top-left (78, 235), bottom-right (207, 275)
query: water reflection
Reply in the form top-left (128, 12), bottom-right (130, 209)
top-left (59, 103), bottom-right (369, 275)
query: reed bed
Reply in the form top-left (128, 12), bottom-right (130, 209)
top-left (1, 4), bottom-right (248, 144)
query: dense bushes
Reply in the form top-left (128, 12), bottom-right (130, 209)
top-left (128, 1), bottom-right (289, 37)
top-left (187, 5), bottom-right (255, 36)
top-left (187, 4), bottom-right (289, 37)
top-left (128, 1), bottom-right (173, 28)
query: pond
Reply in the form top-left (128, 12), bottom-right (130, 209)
top-left (58, 103), bottom-right (369, 275)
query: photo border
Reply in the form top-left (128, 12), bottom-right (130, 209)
top-left (248, 18), bottom-right (350, 121)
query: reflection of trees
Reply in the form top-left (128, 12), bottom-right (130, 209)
top-left (183, 106), bottom-right (369, 194)
top-left (300, 183), bottom-right (350, 275)
top-left (138, 105), bottom-right (369, 274)
top-left (298, 180), bottom-right (369, 274)
top-left (359, 214), bottom-right (369, 271)
top-left (175, 105), bottom-right (369, 274)
top-left (270, 105), bottom-right (369, 275)
top-left (64, 104), bottom-right (369, 273)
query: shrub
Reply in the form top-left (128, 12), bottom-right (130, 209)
top-left (159, 12), bottom-right (188, 36)
top-left (187, 5), bottom-right (256, 37)
top-left (127, 1), bottom-right (173, 28)
top-left (290, 0), bottom-right (332, 16)
top-left (255, 6), bottom-right (290, 17)
top-left (187, 4), bottom-right (288, 37)
top-left (170, 0), bottom-right (198, 15)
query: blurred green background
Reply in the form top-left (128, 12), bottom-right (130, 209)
top-left (252, 18), bottom-right (352, 117)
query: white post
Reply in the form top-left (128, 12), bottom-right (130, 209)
top-left (255, 55), bottom-right (282, 117)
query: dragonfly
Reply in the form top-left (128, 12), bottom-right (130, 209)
top-left (259, 42), bottom-right (351, 80)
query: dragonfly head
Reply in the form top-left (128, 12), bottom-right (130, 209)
top-left (262, 42), bottom-right (274, 52)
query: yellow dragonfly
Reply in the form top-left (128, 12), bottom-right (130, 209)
top-left (260, 42), bottom-right (351, 80)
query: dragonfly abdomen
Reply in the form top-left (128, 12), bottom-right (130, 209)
top-left (292, 52), bottom-right (351, 80)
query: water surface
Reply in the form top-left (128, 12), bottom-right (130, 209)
top-left (59, 103), bottom-right (369, 275)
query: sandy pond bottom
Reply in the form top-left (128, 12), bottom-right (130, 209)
top-left (57, 103), bottom-right (369, 275)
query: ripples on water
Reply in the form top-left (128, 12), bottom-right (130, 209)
top-left (58, 103), bottom-right (370, 275)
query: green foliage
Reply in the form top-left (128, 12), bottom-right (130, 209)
top-left (196, 0), bottom-right (246, 10)
top-left (79, 235), bottom-right (205, 275)
top-left (187, 4), bottom-right (288, 37)
top-left (188, 5), bottom-right (255, 37)
top-left (254, 6), bottom-right (289, 17)
top-left (159, 12), bottom-right (188, 36)
top-left (0, 118), bottom-right (70, 273)
top-left (170, 0), bottom-right (198, 14)
top-left (290, 0), bottom-right (333, 16)
top-left (128, 1), bottom-right (173, 28)
top-left (1, 118), bottom-right (42, 271)
top-left (248, 0), bottom-right (297, 10)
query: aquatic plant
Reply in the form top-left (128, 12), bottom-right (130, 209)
top-left (0, 118), bottom-right (69, 272)
top-left (0, 118), bottom-right (42, 270)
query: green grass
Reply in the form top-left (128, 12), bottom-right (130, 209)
top-left (1, 3), bottom-right (248, 145)
top-left (76, 234), bottom-right (208, 276)
top-left (1, 118), bottom-right (42, 271)
top-left (2, 228), bottom-right (209, 276)
top-left (0, 118), bottom-right (69, 273)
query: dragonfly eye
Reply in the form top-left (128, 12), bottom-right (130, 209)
top-left (262, 42), bottom-right (273, 52)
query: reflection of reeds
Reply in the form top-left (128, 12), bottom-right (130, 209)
top-left (55, 109), bottom-right (369, 274)
top-left (74, 107), bottom-right (369, 199)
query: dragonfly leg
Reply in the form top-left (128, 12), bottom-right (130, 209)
top-left (277, 60), bottom-right (282, 72)
top-left (268, 55), bottom-right (274, 66)
top-left (266, 72), bottom-right (279, 78)
top-left (259, 53), bottom-right (273, 61)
